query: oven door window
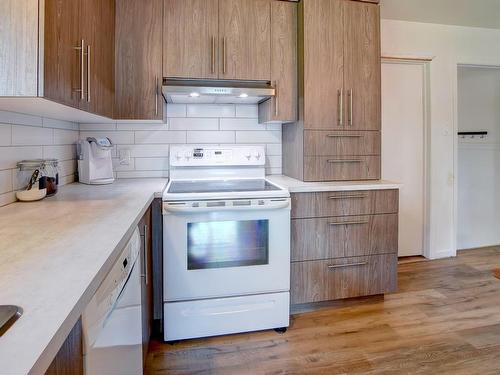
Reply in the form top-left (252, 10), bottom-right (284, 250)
top-left (187, 220), bottom-right (269, 270)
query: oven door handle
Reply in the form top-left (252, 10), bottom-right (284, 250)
top-left (163, 200), bottom-right (290, 213)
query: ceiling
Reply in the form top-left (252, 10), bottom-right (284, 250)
top-left (380, 0), bottom-right (500, 30)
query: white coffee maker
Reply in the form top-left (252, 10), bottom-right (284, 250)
top-left (77, 137), bottom-right (115, 185)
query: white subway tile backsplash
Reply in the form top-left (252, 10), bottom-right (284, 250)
top-left (80, 131), bottom-right (134, 145)
top-left (112, 158), bottom-right (136, 171)
top-left (42, 118), bottom-right (79, 130)
top-left (58, 159), bottom-right (78, 177)
top-left (80, 123), bottom-right (117, 131)
top-left (0, 124), bottom-right (12, 146)
top-left (0, 111), bottom-right (43, 127)
top-left (135, 157), bottom-right (169, 171)
top-left (266, 155), bottom-right (282, 168)
top-left (0, 146), bottom-right (43, 170)
top-left (0, 192), bottom-right (16, 207)
top-left (116, 123), bottom-right (168, 131)
top-left (43, 145), bottom-right (76, 161)
top-left (12, 125), bottom-right (53, 146)
top-left (118, 144), bottom-right (170, 158)
top-left (166, 104), bottom-right (187, 118)
top-left (116, 170), bottom-right (169, 179)
top-left (135, 130), bottom-right (186, 144)
top-left (187, 104), bottom-right (235, 118)
top-left (266, 123), bottom-right (282, 131)
top-left (54, 129), bottom-right (79, 145)
top-left (169, 118), bottom-right (219, 131)
top-left (235, 130), bottom-right (281, 144)
top-left (220, 118), bottom-right (262, 130)
top-left (235, 105), bottom-right (259, 118)
top-left (266, 144), bottom-right (282, 156)
top-left (187, 131), bottom-right (236, 144)
top-left (0, 170), bottom-right (13, 194)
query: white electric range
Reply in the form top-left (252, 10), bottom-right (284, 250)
top-left (162, 145), bottom-right (291, 341)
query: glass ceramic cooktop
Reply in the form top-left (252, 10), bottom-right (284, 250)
top-left (168, 179), bottom-right (281, 194)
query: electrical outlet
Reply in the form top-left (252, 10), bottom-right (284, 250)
top-left (119, 148), bottom-right (131, 165)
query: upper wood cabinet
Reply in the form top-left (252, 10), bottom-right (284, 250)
top-left (219, 0), bottom-right (271, 81)
top-left (115, 0), bottom-right (163, 120)
top-left (258, 0), bottom-right (298, 124)
top-left (303, 0), bottom-right (344, 129)
top-left (164, 0), bottom-right (219, 80)
top-left (163, 0), bottom-right (271, 81)
top-left (343, 0), bottom-right (380, 131)
top-left (282, 0), bottom-right (381, 181)
top-left (303, 0), bottom-right (380, 131)
top-left (44, 0), bottom-right (115, 117)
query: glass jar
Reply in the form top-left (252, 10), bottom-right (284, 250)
top-left (42, 159), bottom-right (59, 196)
top-left (17, 159), bottom-right (44, 190)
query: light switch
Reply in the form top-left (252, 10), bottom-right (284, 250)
top-left (119, 148), bottom-right (131, 165)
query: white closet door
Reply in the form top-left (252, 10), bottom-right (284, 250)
top-left (381, 62), bottom-right (426, 257)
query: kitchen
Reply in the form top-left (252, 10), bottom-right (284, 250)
top-left (2, 0), bottom-right (500, 374)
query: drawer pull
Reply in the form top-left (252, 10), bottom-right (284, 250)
top-left (327, 159), bottom-right (363, 163)
top-left (328, 262), bottom-right (367, 269)
top-left (326, 134), bottom-right (363, 138)
top-left (329, 221), bottom-right (368, 226)
top-left (328, 194), bottom-right (368, 200)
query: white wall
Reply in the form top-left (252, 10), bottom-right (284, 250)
top-left (80, 103), bottom-right (282, 179)
top-left (0, 111), bottom-right (79, 207)
top-left (381, 19), bottom-right (500, 258)
top-left (457, 66), bottom-right (500, 249)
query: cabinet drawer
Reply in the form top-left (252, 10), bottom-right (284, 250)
top-left (291, 214), bottom-right (398, 261)
top-left (304, 131), bottom-right (380, 156)
top-left (291, 254), bottom-right (397, 304)
top-left (291, 189), bottom-right (398, 219)
top-left (304, 156), bottom-right (380, 181)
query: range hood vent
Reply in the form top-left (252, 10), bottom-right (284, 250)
top-left (162, 79), bottom-right (275, 105)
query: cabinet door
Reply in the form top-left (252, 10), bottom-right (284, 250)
top-left (164, 0), bottom-right (219, 79)
top-left (259, 0), bottom-right (297, 123)
top-left (44, 0), bottom-right (82, 109)
top-left (303, 0), bottom-right (344, 129)
top-left (115, 0), bottom-right (163, 120)
top-left (45, 319), bottom-right (83, 375)
top-left (139, 207), bottom-right (153, 363)
top-left (81, 0), bottom-right (115, 117)
top-left (343, 1), bottom-right (380, 130)
top-left (219, 0), bottom-right (271, 81)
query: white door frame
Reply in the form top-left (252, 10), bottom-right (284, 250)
top-left (452, 57), bottom-right (500, 254)
top-left (382, 57), bottom-right (431, 258)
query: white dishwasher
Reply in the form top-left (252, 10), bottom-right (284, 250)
top-left (82, 227), bottom-right (143, 375)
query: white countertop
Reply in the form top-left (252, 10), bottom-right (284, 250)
top-left (0, 179), bottom-right (167, 375)
top-left (266, 175), bottom-right (401, 193)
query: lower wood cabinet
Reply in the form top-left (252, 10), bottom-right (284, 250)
top-left (45, 319), bottom-right (83, 375)
top-left (290, 189), bottom-right (399, 306)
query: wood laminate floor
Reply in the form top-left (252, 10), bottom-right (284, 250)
top-left (146, 246), bottom-right (500, 374)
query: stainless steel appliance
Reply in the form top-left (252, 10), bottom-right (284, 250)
top-left (162, 146), bottom-right (291, 341)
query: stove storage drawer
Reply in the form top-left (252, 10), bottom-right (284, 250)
top-left (304, 131), bottom-right (381, 156)
top-left (291, 214), bottom-right (398, 262)
top-left (291, 189), bottom-right (399, 219)
top-left (291, 254), bottom-right (398, 305)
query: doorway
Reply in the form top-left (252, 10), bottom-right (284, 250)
top-left (381, 59), bottom-right (429, 257)
top-left (456, 65), bottom-right (500, 250)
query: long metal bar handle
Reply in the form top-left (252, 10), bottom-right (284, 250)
top-left (327, 134), bottom-right (363, 138)
top-left (275, 80), bottom-right (279, 117)
top-left (222, 37), bottom-right (227, 74)
top-left (328, 262), bottom-right (367, 270)
top-left (143, 224), bottom-right (149, 285)
top-left (338, 89), bottom-right (343, 126)
top-left (211, 36), bottom-right (216, 74)
top-left (155, 76), bottom-right (159, 117)
top-left (328, 194), bottom-right (368, 200)
top-left (329, 220), bottom-right (369, 226)
top-left (327, 159), bottom-right (363, 163)
top-left (348, 89), bottom-right (353, 126)
top-left (73, 39), bottom-right (85, 100)
top-left (86, 45), bottom-right (91, 103)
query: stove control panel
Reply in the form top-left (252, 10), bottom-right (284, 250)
top-left (170, 146), bottom-right (266, 167)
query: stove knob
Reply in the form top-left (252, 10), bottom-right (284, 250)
top-left (245, 153), bottom-right (252, 161)
top-left (184, 152), bottom-right (192, 161)
top-left (175, 152), bottom-right (182, 161)
top-left (254, 153), bottom-right (262, 160)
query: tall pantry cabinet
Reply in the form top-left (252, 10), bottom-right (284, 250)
top-left (283, 0), bottom-right (381, 181)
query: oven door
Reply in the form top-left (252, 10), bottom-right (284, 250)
top-left (163, 198), bottom-right (291, 301)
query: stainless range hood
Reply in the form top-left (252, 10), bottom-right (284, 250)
top-left (162, 79), bottom-right (275, 105)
